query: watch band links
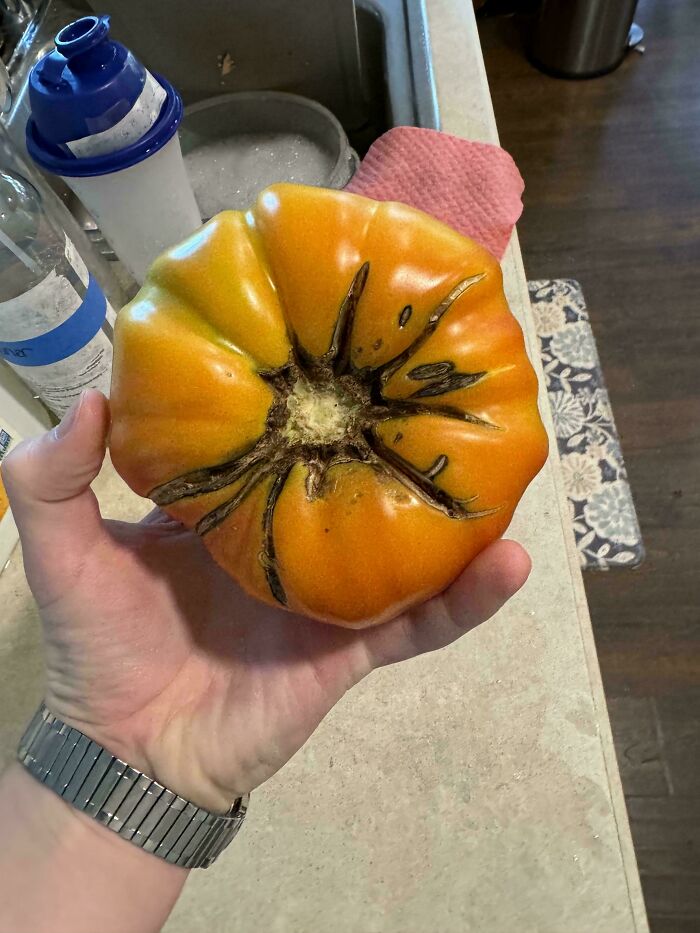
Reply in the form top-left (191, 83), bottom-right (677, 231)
top-left (18, 704), bottom-right (248, 869)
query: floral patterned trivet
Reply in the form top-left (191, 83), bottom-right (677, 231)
top-left (528, 279), bottom-right (645, 570)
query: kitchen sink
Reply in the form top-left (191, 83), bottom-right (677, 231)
top-left (1, 0), bottom-right (439, 260)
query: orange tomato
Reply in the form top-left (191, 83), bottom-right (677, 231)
top-left (109, 184), bottom-right (548, 628)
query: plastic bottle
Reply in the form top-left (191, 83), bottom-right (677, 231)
top-left (25, 14), bottom-right (201, 283)
top-left (0, 163), bottom-right (115, 418)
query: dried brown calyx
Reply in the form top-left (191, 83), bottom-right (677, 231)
top-left (149, 263), bottom-right (498, 605)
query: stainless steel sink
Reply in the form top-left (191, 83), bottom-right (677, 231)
top-left (3, 0), bottom-right (439, 144)
top-left (1, 0), bottom-right (439, 262)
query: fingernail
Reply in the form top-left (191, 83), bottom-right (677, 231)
top-left (54, 392), bottom-right (86, 440)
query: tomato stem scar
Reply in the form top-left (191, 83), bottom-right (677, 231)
top-left (147, 265), bottom-right (498, 605)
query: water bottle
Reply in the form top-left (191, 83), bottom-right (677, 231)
top-left (0, 164), bottom-right (115, 418)
top-left (25, 14), bottom-right (201, 283)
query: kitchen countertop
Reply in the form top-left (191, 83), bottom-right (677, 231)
top-left (0, 1), bottom-right (648, 931)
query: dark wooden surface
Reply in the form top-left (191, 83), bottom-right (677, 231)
top-left (479, 2), bottom-right (700, 930)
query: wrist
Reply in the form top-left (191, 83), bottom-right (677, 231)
top-left (16, 704), bottom-right (249, 872)
top-left (65, 717), bottom-right (238, 814)
top-left (5, 762), bottom-right (186, 870)
top-left (91, 721), bottom-right (235, 814)
top-left (45, 693), bottom-right (242, 814)
top-left (0, 764), bottom-right (187, 933)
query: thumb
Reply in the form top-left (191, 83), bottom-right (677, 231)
top-left (1, 389), bottom-right (110, 590)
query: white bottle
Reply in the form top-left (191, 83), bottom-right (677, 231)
top-left (26, 15), bottom-right (201, 283)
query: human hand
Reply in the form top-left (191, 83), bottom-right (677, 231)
top-left (2, 390), bottom-right (531, 813)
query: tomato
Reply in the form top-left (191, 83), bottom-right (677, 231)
top-left (109, 184), bottom-right (548, 628)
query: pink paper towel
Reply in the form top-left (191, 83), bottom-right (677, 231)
top-left (346, 126), bottom-right (524, 260)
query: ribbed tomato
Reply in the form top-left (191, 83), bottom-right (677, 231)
top-left (109, 184), bottom-right (548, 627)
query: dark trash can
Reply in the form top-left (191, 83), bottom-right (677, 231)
top-left (531, 0), bottom-right (640, 78)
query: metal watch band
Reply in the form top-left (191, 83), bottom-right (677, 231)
top-left (18, 704), bottom-right (248, 869)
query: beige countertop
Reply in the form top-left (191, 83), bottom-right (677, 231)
top-left (0, 2), bottom-right (648, 931)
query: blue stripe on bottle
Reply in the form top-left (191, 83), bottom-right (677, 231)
top-left (0, 274), bottom-right (108, 367)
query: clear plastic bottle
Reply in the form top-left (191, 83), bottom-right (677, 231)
top-left (0, 164), bottom-right (115, 418)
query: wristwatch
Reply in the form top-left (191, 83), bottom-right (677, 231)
top-left (17, 704), bottom-right (248, 869)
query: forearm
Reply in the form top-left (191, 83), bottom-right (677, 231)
top-left (0, 763), bottom-right (188, 933)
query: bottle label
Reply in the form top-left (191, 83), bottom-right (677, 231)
top-left (0, 237), bottom-right (114, 418)
top-left (66, 71), bottom-right (167, 158)
top-left (0, 273), bottom-right (107, 366)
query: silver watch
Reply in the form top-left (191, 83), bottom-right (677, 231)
top-left (18, 704), bottom-right (248, 868)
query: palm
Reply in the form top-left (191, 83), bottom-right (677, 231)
top-left (34, 507), bottom-right (378, 808)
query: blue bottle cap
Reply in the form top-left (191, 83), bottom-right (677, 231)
top-left (26, 14), bottom-right (183, 178)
